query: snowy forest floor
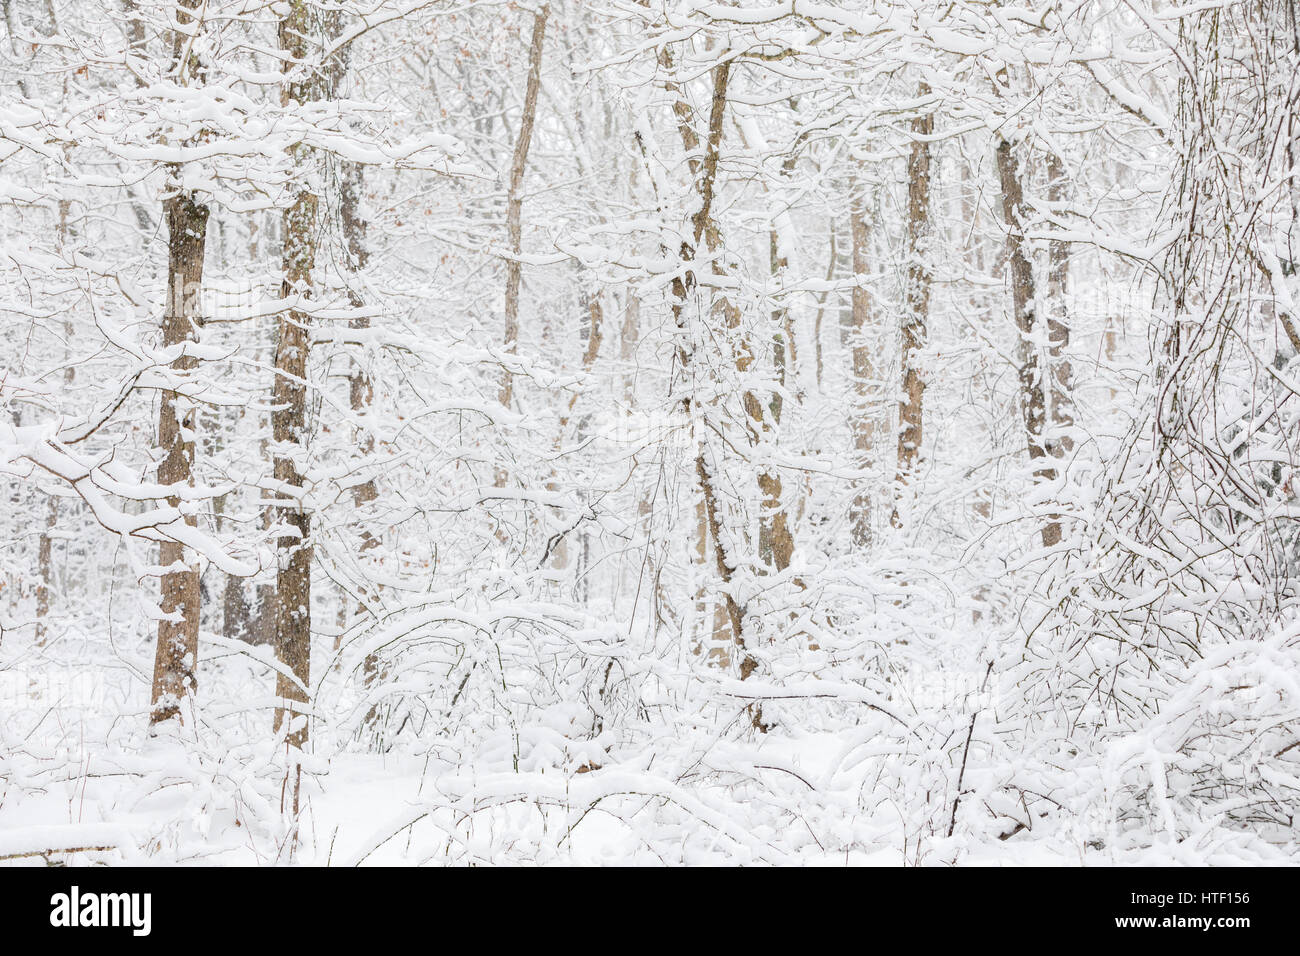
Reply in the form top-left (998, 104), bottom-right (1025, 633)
top-left (2, 619), bottom-right (1296, 866)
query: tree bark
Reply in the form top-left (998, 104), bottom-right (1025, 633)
top-left (35, 499), bottom-right (52, 644)
top-left (620, 289), bottom-right (639, 403)
top-left (1045, 152), bottom-right (1074, 460)
top-left (498, 5), bottom-right (549, 415)
top-left (895, 87), bottom-right (933, 511)
top-left (271, 0), bottom-right (321, 750)
top-left (666, 59), bottom-right (747, 657)
top-left (150, 189), bottom-right (209, 724)
top-left (849, 180), bottom-right (875, 548)
top-left (662, 55), bottom-right (765, 713)
top-left (36, 183), bottom-right (75, 645)
top-left (223, 571), bottom-right (251, 641)
top-left (758, 153), bottom-right (797, 573)
top-left (150, 0), bottom-right (210, 725)
top-left (996, 135), bottom-right (1060, 549)
top-left (329, 10), bottom-right (382, 655)
top-left (212, 416), bottom-right (251, 642)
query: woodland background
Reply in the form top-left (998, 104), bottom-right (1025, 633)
top-left (1, 0), bottom-right (1299, 865)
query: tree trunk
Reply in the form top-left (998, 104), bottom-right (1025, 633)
top-left (546, 281), bottom-right (604, 578)
top-left (620, 288), bottom-right (639, 403)
top-left (895, 87), bottom-right (933, 512)
top-left (663, 54), bottom-right (764, 714)
top-left (35, 498), bottom-right (52, 644)
top-left (849, 180), bottom-right (875, 548)
top-left (150, 189), bottom-right (209, 725)
top-left (342, 156), bottom-right (386, 713)
top-left (812, 222), bottom-right (836, 388)
top-left (36, 186), bottom-right (75, 645)
top-left (758, 153), bottom-right (797, 573)
top-left (498, 5), bottom-right (548, 416)
top-left (666, 58), bottom-right (745, 650)
top-left (1045, 152), bottom-right (1074, 460)
top-left (223, 571), bottom-right (251, 641)
top-left (996, 135), bottom-right (1060, 549)
top-left (271, 0), bottom-right (321, 751)
top-left (328, 17), bottom-right (383, 702)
